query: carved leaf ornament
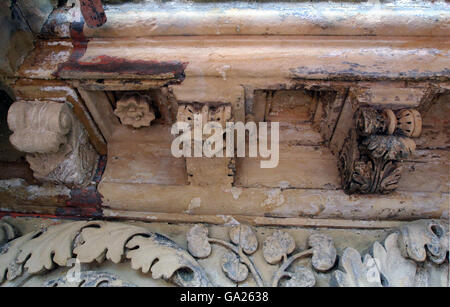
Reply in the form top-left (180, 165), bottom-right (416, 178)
top-left (263, 231), bottom-right (337, 287)
top-left (339, 107), bottom-right (422, 194)
top-left (0, 219), bottom-right (447, 287)
top-left (0, 221), bottom-right (211, 286)
top-left (333, 219), bottom-right (449, 287)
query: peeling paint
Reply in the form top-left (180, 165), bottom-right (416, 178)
top-left (57, 54), bottom-right (187, 79)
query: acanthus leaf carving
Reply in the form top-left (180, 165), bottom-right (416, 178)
top-left (397, 219), bottom-right (449, 265)
top-left (125, 234), bottom-right (211, 286)
top-left (17, 221), bottom-right (97, 274)
top-left (0, 219), bottom-right (448, 287)
top-left (371, 233), bottom-right (417, 287)
top-left (0, 221), bottom-right (212, 287)
top-left (332, 247), bottom-right (382, 287)
top-left (339, 107), bottom-right (422, 194)
top-left (0, 231), bottom-right (37, 283)
top-left (73, 222), bottom-right (148, 264)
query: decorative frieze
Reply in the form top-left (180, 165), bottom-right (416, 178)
top-left (0, 219), bottom-right (447, 287)
top-left (7, 100), bottom-right (98, 186)
top-left (338, 107), bottom-right (422, 194)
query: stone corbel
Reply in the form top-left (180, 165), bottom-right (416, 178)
top-left (7, 101), bottom-right (98, 186)
top-left (176, 102), bottom-right (235, 187)
top-left (176, 102), bottom-right (232, 135)
top-left (338, 107), bottom-right (422, 194)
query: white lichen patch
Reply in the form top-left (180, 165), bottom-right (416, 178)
top-left (230, 187), bottom-right (242, 200)
top-left (185, 197), bottom-right (202, 214)
top-left (0, 179), bottom-right (71, 200)
top-left (23, 50), bottom-right (71, 79)
top-left (262, 188), bottom-right (285, 208)
top-left (40, 86), bottom-right (79, 102)
top-left (0, 178), bottom-right (25, 189)
top-left (25, 185), bottom-right (71, 200)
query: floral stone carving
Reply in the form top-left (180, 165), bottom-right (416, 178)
top-left (114, 94), bottom-right (155, 128)
top-left (7, 100), bottom-right (98, 186)
top-left (0, 219), bottom-right (447, 287)
top-left (339, 107), bottom-right (422, 194)
top-left (187, 224), bottom-right (263, 286)
top-left (176, 103), bottom-right (232, 140)
top-left (0, 221), bottom-right (211, 287)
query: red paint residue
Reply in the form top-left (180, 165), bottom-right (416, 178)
top-left (80, 0), bottom-right (107, 28)
top-left (57, 54), bottom-right (187, 79)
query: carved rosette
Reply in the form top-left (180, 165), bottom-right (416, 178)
top-left (114, 94), bottom-right (155, 128)
top-left (339, 107), bottom-right (422, 194)
top-left (7, 101), bottom-right (98, 187)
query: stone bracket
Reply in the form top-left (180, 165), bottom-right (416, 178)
top-left (338, 107), bottom-right (422, 194)
top-left (7, 100), bottom-right (98, 187)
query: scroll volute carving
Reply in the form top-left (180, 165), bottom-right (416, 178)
top-left (8, 102), bottom-right (72, 154)
top-left (7, 101), bottom-right (98, 186)
top-left (339, 107), bottom-right (422, 194)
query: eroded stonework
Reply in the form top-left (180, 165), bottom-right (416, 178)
top-left (0, 218), bottom-right (447, 287)
top-left (7, 100), bottom-right (98, 186)
top-left (114, 93), bottom-right (155, 128)
top-left (339, 107), bottom-right (422, 194)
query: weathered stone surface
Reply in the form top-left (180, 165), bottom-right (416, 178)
top-left (221, 251), bottom-right (248, 283)
top-left (339, 107), bottom-right (422, 194)
top-left (308, 233), bottom-right (336, 272)
top-left (0, 218), bottom-right (448, 287)
top-left (7, 100), bottom-right (98, 186)
top-left (397, 219), bottom-right (449, 265)
top-left (46, 1), bottom-right (450, 38)
top-left (187, 224), bottom-right (211, 259)
top-left (371, 233), bottom-right (417, 287)
top-left (114, 93), bottom-right (155, 128)
top-left (262, 231), bottom-right (295, 265)
top-left (229, 225), bottom-right (258, 255)
top-left (0, 220), bottom-right (211, 287)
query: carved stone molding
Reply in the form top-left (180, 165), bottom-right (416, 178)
top-left (114, 94), bottom-right (155, 128)
top-left (7, 101), bottom-right (98, 186)
top-left (176, 102), bottom-right (234, 186)
top-left (0, 219), bottom-right (447, 287)
top-left (176, 103), bottom-right (232, 137)
top-left (338, 107), bottom-right (422, 194)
